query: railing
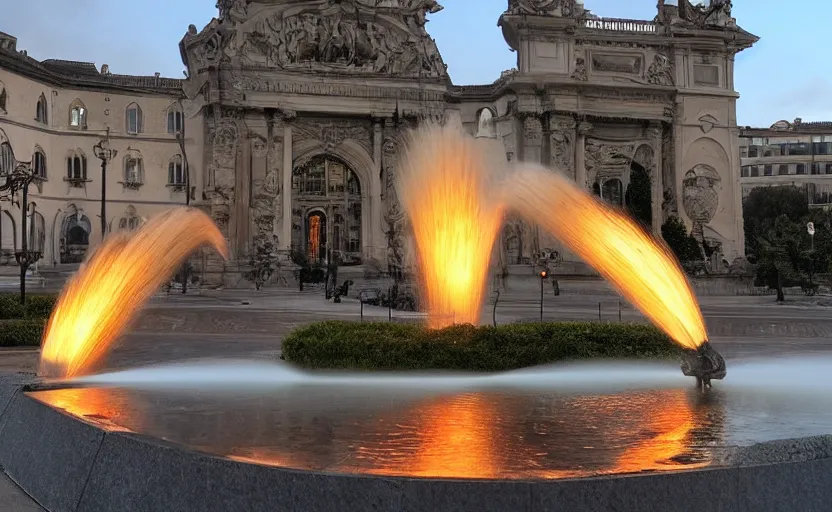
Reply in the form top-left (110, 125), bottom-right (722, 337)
top-left (582, 18), bottom-right (657, 33)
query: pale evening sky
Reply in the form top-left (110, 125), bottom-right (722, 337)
top-left (0, 1), bottom-right (823, 127)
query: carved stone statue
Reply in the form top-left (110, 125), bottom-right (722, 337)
top-left (507, 0), bottom-right (580, 17)
top-left (682, 163), bottom-right (722, 242)
top-left (549, 115), bottom-right (575, 179)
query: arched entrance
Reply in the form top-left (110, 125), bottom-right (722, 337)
top-left (292, 155), bottom-right (363, 264)
top-left (60, 209), bottom-right (91, 263)
top-left (625, 160), bottom-right (652, 228)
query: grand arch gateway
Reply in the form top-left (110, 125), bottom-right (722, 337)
top-left (179, 0), bottom-right (756, 279)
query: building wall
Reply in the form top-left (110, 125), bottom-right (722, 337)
top-left (739, 124), bottom-right (832, 206)
top-left (0, 67), bottom-right (203, 266)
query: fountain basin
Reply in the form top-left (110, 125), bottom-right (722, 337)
top-left (2, 363), bottom-right (832, 512)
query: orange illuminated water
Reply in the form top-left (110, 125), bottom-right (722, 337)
top-left (39, 207), bottom-right (228, 379)
top-left (397, 124), bottom-right (505, 328)
top-left (504, 167), bottom-right (707, 349)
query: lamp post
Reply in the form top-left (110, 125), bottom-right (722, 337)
top-left (539, 270), bottom-right (549, 322)
top-left (175, 106), bottom-right (191, 294)
top-left (807, 221), bottom-right (816, 287)
top-left (93, 129), bottom-right (117, 242)
top-left (0, 162), bottom-right (42, 304)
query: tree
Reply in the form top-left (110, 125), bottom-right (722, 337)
top-left (661, 216), bottom-right (702, 272)
top-left (743, 186), bottom-right (808, 257)
top-left (244, 233), bottom-right (280, 291)
top-left (754, 215), bottom-right (807, 301)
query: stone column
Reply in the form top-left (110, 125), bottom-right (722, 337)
top-left (521, 113), bottom-right (544, 258)
top-left (649, 122), bottom-right (664, 236)
top-left (575, 121), bottom-right (593, 191)
top-left (372, 118), bottom-right (384, 258)
top-left (281, 110), bottom-right (295, 252)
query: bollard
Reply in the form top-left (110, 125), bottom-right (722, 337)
top-left (618, 301), bottom-right (622, 323)
top-left (360, 299), bottom-right (364, 322)
top-left (598, 302), bottom-right (602, 322)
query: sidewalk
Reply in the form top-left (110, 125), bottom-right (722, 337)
top-left (0, 472), bottom-right (43, 511)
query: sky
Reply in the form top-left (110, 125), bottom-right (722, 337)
top-left (0, 0), bottom-right (827, 127)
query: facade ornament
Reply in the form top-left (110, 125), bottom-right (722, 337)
top-left (523, 115), bottom-right (544, 145)
top-left (549, 114), bottom-right (576, 178)
top-left (646, 54), bottom-right (674, 86)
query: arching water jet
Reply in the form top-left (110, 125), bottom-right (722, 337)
top-left (39, 207), bottom-right (229, 379)
top-left (502, 165), bottom-right (724, 388)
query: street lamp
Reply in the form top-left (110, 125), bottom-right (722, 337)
top-left (539, 270), bottom-right (549, 322)
top-left (175, 104), bottom-right (191, 294)
top-left (93, 128), bottom-right (117, 242)
top-left (807, 221), bottom-right (816, 286)
top-left (0, 162), bottom-right (42, 304)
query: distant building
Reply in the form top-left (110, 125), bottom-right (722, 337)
top-left (739, 119), bottom-right (832, 207)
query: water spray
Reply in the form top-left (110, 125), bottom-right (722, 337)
top-left (679, 341), bottom-right (726, 390)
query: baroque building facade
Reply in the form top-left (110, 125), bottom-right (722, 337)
top-left (0, 0), bottom-right (756, 280)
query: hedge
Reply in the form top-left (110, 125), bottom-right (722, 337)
top-left (0, 319), bottom-right (46, 347)
top-left (281, 321), bottom-right (680, 372)
top-left (0, 294), bottom-right (58, 320)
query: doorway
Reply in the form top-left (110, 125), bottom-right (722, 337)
top-left (306, 211), bottom-right (327, 262)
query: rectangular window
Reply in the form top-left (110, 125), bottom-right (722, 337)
top-left (786, 143), bottom-right (811, 156)
top-left (740, 146), bottom-right (748, 158)
top-left (740, 166), bottom-right (749, 177)
top-left (827, 163), bottom-right (832, 175)
top-left (748, 147), bottom-right (758, 158)
top-left (796, 164), bottom-right (807, 175)
top-left (778, 164), bottom-right (789, 175)
top-left (750, 166), bottom-right (759, 177)
top-left (763, 165), bottom-right (772, 176)
top-left (812, 163), bottom-right (822, 175)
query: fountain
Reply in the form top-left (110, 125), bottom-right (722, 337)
top-left (0, 124), bottom-right (826, 512)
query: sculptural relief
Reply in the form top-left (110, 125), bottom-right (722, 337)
top-left (682, 164), bottom-right (721, 241)
top-left (221, 6), bottom-right (446, 78)
top-left (293, 119), bottom-right (373, 157)
top-left (549, 115), bottom-right (575, 179)
top-left (646, 54), bottom-right (674, 86)
top-left (523, 116), bottom-right (543, 145)
top-left (585, 140), bottom-right (635, 183)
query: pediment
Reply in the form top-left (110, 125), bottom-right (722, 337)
top-left (182, 0), bottom-right (448, 81)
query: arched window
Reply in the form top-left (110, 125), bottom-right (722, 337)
top-left (168, 154), bottom-right (185, 185)
top-left (28, 209), bottom-right (45, 254)
top-left (167, 103), bottom-right (184, 134)
top-left (117, 205), bottom-right (143, 231)
top-left (35, 93), bottom-right (47, 124)
top-left (124, 153), bottom-right (144, 185)
top-left (0, 211), bottom-right (16, 260)
top-left (0, 142), bottom-right (14, 175)
top-left (0, 81), bottom-right (7, 113)
top-left (125, 103), bottom-right (143, 134)
top-left (32, 146), bottom-right (47, 179)
top-left (601, 179), bottom-right (624, 207)
top-left (69, 99), bottom-right (87, 129)
top-left (475, 108), bottom-right (497, 138)
top-left (66, 150), bottom-right (87, 183)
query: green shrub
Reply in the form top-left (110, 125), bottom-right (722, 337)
top-left (0, 294), bottom-right (57, 320)
top-left (0, 319), bottom-right (45, 347)
top-left (282, 321), bottom-right (680, 372)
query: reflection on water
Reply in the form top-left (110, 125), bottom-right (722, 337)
top-left (32, 386), bottom-right (729, 480)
